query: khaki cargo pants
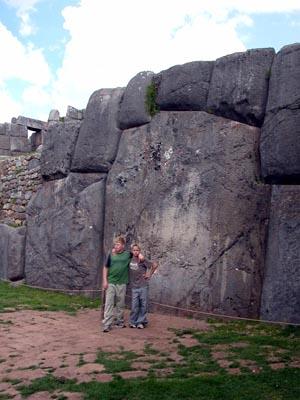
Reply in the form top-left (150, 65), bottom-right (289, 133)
top-left (102, 283), bottom-right (126, 329)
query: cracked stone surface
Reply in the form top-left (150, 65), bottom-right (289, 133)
top-left (104, 111), bottom-right (270, 317)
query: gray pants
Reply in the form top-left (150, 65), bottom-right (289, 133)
top-left (102, 283), bottom-right (126, 329)
top-left (130, 286), bottom-right (149, 326)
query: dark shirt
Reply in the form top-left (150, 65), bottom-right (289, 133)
top-left (129, 256), bottom-right (151, 288)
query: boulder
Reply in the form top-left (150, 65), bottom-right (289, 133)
top-left (25, 173), bottom-right (106, 291)
top-left (154, 61), bottom-right (213, 111)
top-left (118, 71), bottom-right (154, 130)
top-left (207, 48), bottom-right (275, 127)
top-left (0, 224), bottom-right (26, 281)
top-left (71, 88), bottom-right (124, 172)
top-left (260, 185), bottom-right (300, 324)
top-left (260, 44), bottom-right (300, 183)
top-left (40, 120), bottom-right (81, 180)
top-left (260, 109), bottom-right (300, 183)
top-left (104, 111), bottom-right (270, 317)
top-left (266, 43), bottom-right (300, 112)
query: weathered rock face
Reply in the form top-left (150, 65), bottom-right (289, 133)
top-left (207, 48), bottom-right (275, 127)
top-left (260, 109), bottom-right (300, 183)
top-left (154, 61), bottom-right (214, 111)
top-left (104, 111), bottom-right (271, 317)
top-left (260, 186), bottom-right (300, 323)
top-left (260, 44), bottom-right (300, 183)
top-left (40, 120), bottom-right (81, 180)
top-left (25, 173), bottom-right (106, 290)
top-left (71, 88), bottom-right (124, 172)
top-left (0, 224), bottom-right (26, 281)
top-left (266, 43), bottom-right (300, 112)
top-left (118, 71), bottom-right (154, 130)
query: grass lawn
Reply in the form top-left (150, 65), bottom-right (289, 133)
top-left (0, 280), bottom-right (299, 399)
top-left (0, 281), bottom-right (100, 313)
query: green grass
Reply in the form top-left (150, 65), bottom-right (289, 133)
top-left (18, 368), bottom-right (300, 399)
top-left (145, 83), bottom-right (159, 117)
top-left (95, 350), bottom-right (140, 373)
top-left (0, 394), bottom-right (13, 399)
top-left (182, 320), bottom-right (300, 373)
top-left (0, 281), bottom-right (100, 313)
top-left (1, 282), bottom-right (300, 399)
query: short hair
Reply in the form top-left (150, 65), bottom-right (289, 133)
top-left (131, 243), bottom-right (141, 250)
top-left (114, 236), bottom-right (126, 245)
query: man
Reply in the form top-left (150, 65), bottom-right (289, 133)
top-left (102, 236), bottom-right (144, 332)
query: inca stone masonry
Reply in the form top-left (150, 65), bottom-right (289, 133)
top-left (0, 43), bottom-right (299, 324)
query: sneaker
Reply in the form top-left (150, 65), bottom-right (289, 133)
top-left (102, 326), bottom-right (111, 333)
top-left (137, 323), bottom-right (144, 329)
top-left (130, 323), bottom-right (136, 328)
top-left (115, 323), bottom-right (126, 329)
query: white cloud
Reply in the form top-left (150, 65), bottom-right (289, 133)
top-left (3, 0), bottom-right (40, 36)
top-left (51, 0), bottom-right (251, 112)
top-left (0, 21), bottom-right (52, 121)
top-left (0, 86), bottom-right (22, 121)
top-left (1, 0), bottom-right (300, 122)
top-left (0, 23), bottom-right (52, 85)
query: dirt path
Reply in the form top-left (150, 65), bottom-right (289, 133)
top-left (0, 309), bottom-right (209, 399)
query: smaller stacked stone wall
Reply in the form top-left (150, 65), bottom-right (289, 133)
top-left (0, 153), bottom-right (42, 226)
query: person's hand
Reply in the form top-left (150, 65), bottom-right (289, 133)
top-left (138, 253), bottom-right (145, 262)
top-left (144, 270), bottom-right (151, 280)
top-left (102, 281), bottom-right (108, 290)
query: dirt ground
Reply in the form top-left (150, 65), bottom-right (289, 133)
top-left (0, 309), bottom-right (210, 399)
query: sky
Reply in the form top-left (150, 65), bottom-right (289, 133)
top-left (0, 0), bottom-right (300, 123)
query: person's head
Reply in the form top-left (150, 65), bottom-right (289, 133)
top-left (131, 243), bottom-right (141, 257)
top-left (114, 236), bottom-right (126, 253)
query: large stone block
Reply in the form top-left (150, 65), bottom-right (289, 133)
top-left (16, 115), bottom-right (47, 131)
top-left (0, 224), bottom-right (26, 281)
top-left (260, 109), bottom-right (300, 183)
top-left (154, 61), bottom-right (214, 111)
top-left (66, 106), bottom-right (84, 121)
top-left (260, 44), bottom-right (300, 183)
top-left (207, 48), bottom-right (275, 127)
top-left (10, 136), bottom-right (30, 153)
top-left (0, 124), bottom-right (7, 135)
top-left (71, 88), bottom-right (124, 172)
top-left (0, 135), bottom-right (10, 150)
top-left (118, 71), bottom-right (154, 130)
top-left (40, 120), bottom-right (81, 180)
top-left (260, 186), bottom-right (300, 324)
top-left (104, 111), bottom-right (270, 318)
top-left (9, 123), bottom-right (28, 137)
top-left (266, 43), bottom-right (300, 112)
top-left (25, 173), bottom-right (106, 291)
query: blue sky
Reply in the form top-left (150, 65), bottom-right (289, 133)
top-left (0, 0), bottom-right (300, 122)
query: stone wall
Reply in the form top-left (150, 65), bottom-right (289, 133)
top-left (0, 43), bottom-right (299, 323)
top-left (0, 153), bottom-right (42, 226)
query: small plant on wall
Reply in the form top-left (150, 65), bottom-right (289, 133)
top-left (145, 83), bottom-right (159, 117)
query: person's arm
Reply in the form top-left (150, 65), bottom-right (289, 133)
top-left (102, 254), bottom-right (111, 289)
top-left (102, 266), bottom-right (109, 289)
top-left (150, 261), bottom-right (158, 276)
top-left (145, 261), bottom-right (158, 279)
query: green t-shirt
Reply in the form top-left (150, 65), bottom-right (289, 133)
top-left (105, 251), bottom-right (132, 284)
